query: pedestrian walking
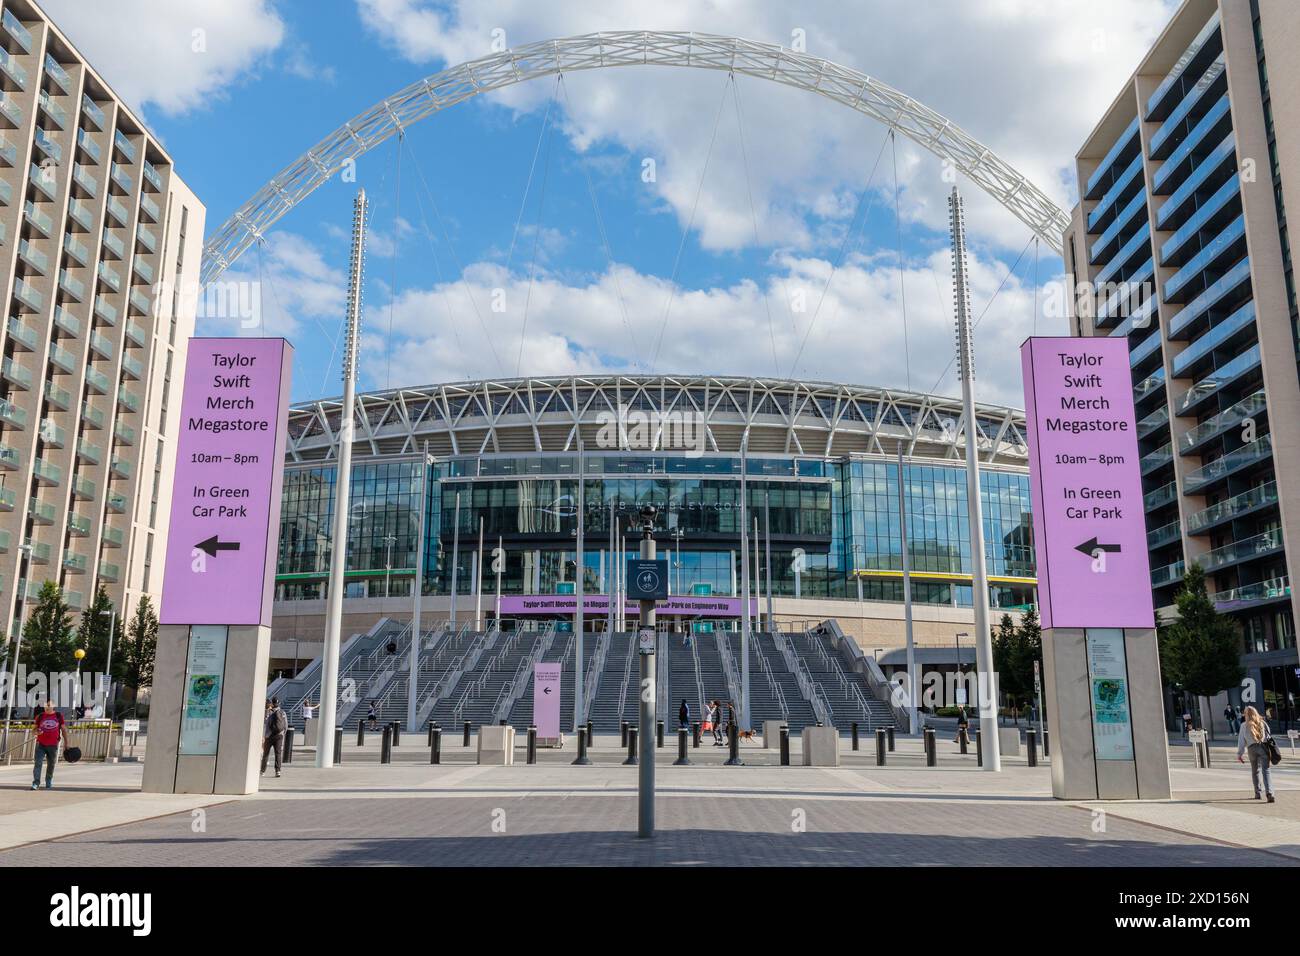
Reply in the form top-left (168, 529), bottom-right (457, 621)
top-left (302, 699), bottom-right (316, 721)
top-left (261, 697), bottom-right (288, 778)
top-left (678, 698), bottom-right (690, 731)
top-left (955, 706), bottom-right (970, 744)
top-left (1224, 703), bottom-right (1239, 735)
top-left (708, 699), bottom-right (723, 746)
top-left (31, 700), bottom-right (70, 791)
top-left (1237, 705), bottom-right (1276, 803)
top-left (366, 701), bottom-right (378, 731)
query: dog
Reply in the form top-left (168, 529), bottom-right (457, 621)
top-left (737, 728), bottom-right (759, 743)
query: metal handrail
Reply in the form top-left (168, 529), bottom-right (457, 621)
top-left (616, 632), bottom-right (636, 725)
top-left (689, 632), bottom-right (706, 717)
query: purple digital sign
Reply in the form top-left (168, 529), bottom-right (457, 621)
top-left (533, 663), bottom-right (562, 738)
top-left (1021, 336), bottom-right (1154, 629)
top-left (160, 338), bottom-right (293, 628)
top-left (498, 594), bottom-right (758, 617)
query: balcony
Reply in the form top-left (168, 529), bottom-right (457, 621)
top-left (1134, 367), bottom-right (1166, 403)
top-left (121, 353), bottom-right (143, 380)
top-left (0, 177), bottom-right (9, 204)
top-left (75, 438), bottom-right (102, 465)
top-left (53, 304), bottom-right (80, 337)
top-left (71, 474), bottom-right (95, 499)
top-left (1149, 53), bottom-right (1227, 160)
top-left (1153, 93), bottom-right (1232, 196)
top-left (109, 161), bottom-right (132, 194)
top-left (1097, 261), bottom-right (1154, 328)
top-left (142, 160), bottom-right (162, 191)
top-left (1180, 389), bottom-right (1267, 456)
top-left (1145, 480), bottom-right (1178, 512)
top-left (106, 196), bottom-right (128, 226)
top-left (1, 357), bottom-right (32, 390)
top-left (109, 455), bottom-right (132, 478)
top-left (1201, 529), bottom-right (1285, 574)
top-left (84, 367), bottom-right (109, 394)
top-left (1171, 301), bottom-right (1256, 380)
top-left (1088, 153), bottom-right (1144, 233)
top-left (67, 198), bottom-right (93, 231)
top-left (106, 491), bottom-right (127, 513)
top-left (115, 422), bottom-right (136, 445)
top-left (136, 224), bottom-right (157, 252)
top-left (0, 91), bottom-right (17, 127)
top-left (1187, 481), bottom-right (1278, 535)
top-left (70, 162), bottom-right (97, 199)
top-left (139, 194), bottom-right (159, 223)
top-left (0, 46), bottom-right (27, 90)
top-left (112, 130), bottom-right (135, 163)
top-left (0, 528), bottom-right (8, 552)
top-left (94, 296), bottom-right (118, 325)
top-left (44, 381), bottom-right (71, 410)
top-left (1084, 116), bottom-right (1139, 200)
top-left (1183, 433), bottom-right (1274, 494)
top-left (1212, 576), bottom-right (1291, 612)
top-left (64, 590), bottom-right (83, 611)
top-left (38, 418), bottom-right (65, 448)
top-left (1089, 188), bottom-right (1147, 266)
top-left (63, 234), bottom-right (90, 267)
top-left (23, 201), bottom-right (53, 238)
top-left (1164, 217), bottom-right (1248, 304)
top-left (67, 513), bottom-right (91, 537)
top-left (0, 486), bottom-right (16, 510)
top-left (80, 95), bottom-right (105, 131)
top-left (26, 540), bottom-right (51, 564)
top-left (0, 132), bottom-right (14, 166)
top-left (28, 160), bottom-right (55, 199)
top-left (81, 402), bottom-right (105, 429)
top-left (58, 269), bottom-right (85, 302)
top-left (75, 128), bottom-right (100, 164)
top-left (1140, 441), bottom-right (1173, 476)
top-left (27, 497), bottom-right (54, 524)
top-left (33, 126), bottom-right (60, 164)
top-left (11, 277), bottom-right (42, 313)
top-left (37, 91), bottom-right (66, 130)
top-left (43, 55), bottom-right (71, 95)
top-left (31, 457), bottom-right (59, 485)
top-left (101, 525), bottom-right (124, 548)
top-left (0, 397), bottom-right (26, 429)
top-left (61, 552), bottom-right (87, 574)
top-left (1151, 559), bottom-right (1186, 589)
top-left (1155, 131), bottom-right (1236, 231)
top-left (1176, 344), bottom-right (1262, 417)
top-left (98, 560), bottom-right (120, 583)
top-left (88, 330), bottom-right (113, 359)
top-left (1, 10), bottom-right (33, 54)
top-left (1148, 519), bottom-right (1182, 549)
top-left (132, 257), bottom-right (154, 284)
top-left (17, 239), bottom-right (49, 276)
top-left (0, 444), bottom-right (18, 470)
top-left (1167, 257), bottom-right (1252, 340)
top-left (116, 388), bottom-right (139, 413)
top-left (1094, 224), bottom-right (1152, 290)
top-left (100, 228), bottom-right (125, 259)
top-left (1129, 327), bottom-right (1163, 370)
top-left (47, 343), bottom-right (77, 374)
top-left (1136, 404), bottom-right (1169, 439)
top-left (125, 319), bottom-right (147, 345)
top-left (97, 261), bottom-right (122, 292)
top-left (6, 317), bottom-right (37, 350)
top-left (128, 290), bottom-right (150, 317)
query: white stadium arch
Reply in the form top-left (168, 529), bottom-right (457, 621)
top-left (200, 31), bottom-right (1070, 284)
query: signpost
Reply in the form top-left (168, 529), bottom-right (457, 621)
top-left (633, 509), bottom-right (659, 839)
top-left (533, 662), bottom-right (561, 741)
top-left (144, 337), bottom-right (293, 795)
top-left (1020, 336), bottom-right (1169, 800)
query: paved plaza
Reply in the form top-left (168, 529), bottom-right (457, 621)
top-left (0, 735), bottom-right (1296, 866)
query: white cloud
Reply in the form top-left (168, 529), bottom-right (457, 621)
top-left (355, 0), bottom-right (1178, 251)
top-left (39, 0), bottom-right (286, 116)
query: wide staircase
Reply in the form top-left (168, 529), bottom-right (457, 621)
top-left (783, 630), bottom-right (895, 731)
top-left (693, 633), bottom-right (732, 726)
top-left (751, 633), bottom-right (819, 732)
top-left (586, 632), bottom-right (633, 733)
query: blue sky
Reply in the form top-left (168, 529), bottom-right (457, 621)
top-left (44, 0), bottom-right (1179, 407)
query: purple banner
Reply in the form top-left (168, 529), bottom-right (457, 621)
top-left (533, 663), bottom-right (562, 738)
top-left (1021, 337), bottom-right (1154, 629)
top-left (161, 338), bottom-right (293, 627)
top-left (498, 594), bottom-right (758, 617)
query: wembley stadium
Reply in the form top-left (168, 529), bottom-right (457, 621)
top-left (269, 374), bottom-right (1037, 670)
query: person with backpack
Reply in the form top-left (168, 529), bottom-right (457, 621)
top-left (31, 700), bottom-right (70, 790)
top-left (1237, 705), bottom-right (1276, 803)
top-left (262, 697), bottom-right (288, 778)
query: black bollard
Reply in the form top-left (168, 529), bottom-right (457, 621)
top-left (875, 728), bottom-right (886, 766)
top-left (975, 728), bottom-right (983, 768)
top-left (463, 721), bottom-right (471, 747)
top-left (623, 727), bottom-right (638, 765)
top-left (1026, 728), bottom-right (1037, 767)
top-left (1043, 728), bottom-right (1050, 757)
top-left (572, 727), bottom-right (592, 765)
top-left (357, 720), bottom-right (365, 747)
top-left (779, 725), bottom-right (790, 766)
top-left (380, 725), bottom-right (392, 764)
top-left (724, 722), bottom-right (743, 766)
top-left (527, 726), bottom-right (537, 765)
top-left (673, 728), bottom-right (691, 766)
top-left (656, 720), bottom-right (664, 749)
top-left (924, 727), bottom-right (936, 766)
top-left (959, 728), bottom-right (969, 755)
top-left (333, 727), bottom-right (343, 766)
top-left (390, 722), bottom-right (401, 747)
top-left (499, 719), bottom-right (507, 727)
top-left (886, 726), bottom-right (895, 751)
top-left (620, 721), bottom-right (629, 747)
top-left (851, 721), bottom-right (860, 751)
top-left (282, 727), bottom-right (294, 764)
top-left (431, 727), bottom-right (442, 764)
top-left (692, 721), bottom-right (701, 749)
top-left (585, 721), bottom-right (593, 749)
top-left (427, 721), bottom-right (435, 747)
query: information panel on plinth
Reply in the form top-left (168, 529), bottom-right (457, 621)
top-left (143, 338), bottom-right (293, 795)
top-left (1021, 337), bottom-right (1170, 800)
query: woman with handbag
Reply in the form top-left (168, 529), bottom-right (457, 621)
top-left (1236, 705), bottom-right (1276, 803)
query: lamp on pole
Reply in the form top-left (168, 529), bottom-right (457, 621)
top-left (73, 648), bottom-right (86, 711)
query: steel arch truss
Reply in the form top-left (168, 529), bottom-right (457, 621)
top-left (201, 31), bottom-right (1069, 283)
top-left (285, 375), bottom-right (1028, 468)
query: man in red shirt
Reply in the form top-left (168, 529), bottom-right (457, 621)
top-left (32, 700), bottom-right (69, 791)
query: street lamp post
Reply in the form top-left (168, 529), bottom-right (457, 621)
top-left (383, 534), bottom-right (396, 598)
top-left (73, 648), bottom-right (86, 711)
top-left (100, 608), bottom-right (116, 720)
top-left (2, 541), bottom-right (34, 755)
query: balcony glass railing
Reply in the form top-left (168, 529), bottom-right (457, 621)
top-left (6, 317), bottom-right (36, 350)
top-left (1085, 116), bottom-right (1139, 199)
top-left (80, 95), bottom-right (105, 130)
top-left (84, 367), bottom-right (110, 393)
top-left (1201, 529), bottom-right (1284, 573)
top-left (32, 126), bottom-right (61, 162)
top-left (139, 194), bottom-right (160, 222)
top-left (1094, 224), bottom-right (1152, 289)
top-left (1089, 189), bottom-right (1147, 266)
top-left (47, 344), bottom-right (76, 373)
top-left (109, 162), bottom-right (132, 193)
top-left (1168, 257), bottom-right (1252, 340)
top-left (113, 130), bottom-right (135, 163)
top-left (43, 54), bottom-right (71, 94)
top-left (115, 422), bottom-right (136, 445)
top-left (31, 457), bottom-right (59, 484)
top-left (97, 261), bottom-right (122, 291)
top-left (63, 234), bottom-right (90, 267)
top-left (27, 497), bottom-right (54, 524)
top-left (0, 397), bottom-right (25, 428)
top-left (1212, 576), bottom-right (1290, 611)
top-left (67, 198), bottom-right (93, 231)
top-left (106, 491), bottom-right (127, 513)
top-left (1180, 389), bottom-right (1267, 454)
top-left (1130, 329), bottom-right (1164, 370)
top-left (28, 160), bottom-right (56, 200)
top-left (94, 296), bottom-right (118, 325)
top-left (0, 46), bottom-right (27, 89)
top-left (117, 388), bottom-right (140, 412)
top-left (101, 229), bottom-right (125, 258)
top-left (1136, 404), bottom-right (1169, 438)
top-left (37, 91), bottom-right (66, 130)
top-left (1153, 93), bottom-right (1231, 195)
top-left (136, 224), bottom-right (157, 252)
top-left (1146, 10), bottom-right (1221, 118)
top-left (12, 277), bottom-right (42, 312)
top-left (1151, 559), bottom-right (1186, 589)
top-left (1140, 442), bottom-right (1173, 475)
top-left (89, 330), bottom-right (113, 359)
top-left (1172, 303), bottom-right (1254, 379)
top-left (44, 381), bottom-right (70, 410)
top-left (1088, 153), bottom-right (1144, 232)
top-left (1, 9), bottom-right (33, 53)
top-left (1187, 482), bottom-right (1278, 535)
top-left (81, 402), bottom-right (105, 429)
top-left (0, 177), bottom-right (9, 205)
top-left (53, 305), bottom-right (79, 337)
top-left (121, 353), bottom-right (143, 379)
top-left (110, 456), bottom-right (132, 478)
top-left (0, 487), bottom-right (16, 510)
top-left (0, 92), bottom-right (18, 127)
top-left (1164, 216), bottom-right (1247, 303)
top-left (38, 418), bottom-right (64, 447)
top-left (58, 270), bottom-right (85, 302)
top-left (125, 319), bottom-right (147, 345)
top-left (1145, 480), bottom-right (1178, 512)
top-left (71, 163), bottom-right (97, 198)
top-left (0, 444), bottom-right (19, 469)
top-left (1149, 54), bottom-right (1226, 159)
top-left (67, 514), bottom-right (91, 536)
top-left (128, 290), bottom-right (150, 317)
top-left (1134, 367), bottom-right (1166, 402)
top-left (62, 552), bottom-right (87, 574)
top-left (76, 128), bottom-right (100, 163)
top-left (1100, 273), bottom-right (1157, 329)
top-left (23, 201), bottom-right (53, 237)
top-left (1148, 519), bottom-right (1182, 549)
top-left (106, 196), bottom-right (128, 225)
top-left (72, 474), bottom-right (95, 499)
top-left (1176, 344), bottom-right (1262, 416)
top-left (17, 239), bottom-right (49, 274)
top-left (142, 160), bottom-right (162, 190)
top-left (132, 257), bottom-right (154, 284)
top-left (98, 561), bottom-right (120, 582)
top-left (0, 133), bottom-right (15, 167)
top-left (101, 525), bottom-right (124, 548)
top-left (1156, 131), bottom-right (1236, 230)
top-left (1184, 434), bottom-right (1274, 494)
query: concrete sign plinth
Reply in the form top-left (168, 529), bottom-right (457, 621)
top-left (477, 725), bottom-right (515, 765)
top-left (801, 725), bottom-right (839, 766)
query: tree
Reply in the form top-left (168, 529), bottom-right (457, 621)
top-left (21, 581), bottom-right (75, 674)
top-left (77, 584), bottom-right (124, 681)
top-left (1014, 606), bottom-right (1043, 707)
top-left (122, 595), bottom-right (158, 696)
top-left (1158, 563), bottom-right (1243, 725)
top-left (992, 613), bottom-right (1021, 703)
top-left (991, 608), bottom-right (1042, 708)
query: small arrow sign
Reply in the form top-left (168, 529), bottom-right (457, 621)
top-left (1075, 536), bottom-right (1121, 557)
top-left (195, 535), bottom-right (241, 558)
top-left (542, 686), bottom-right (552, 695)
